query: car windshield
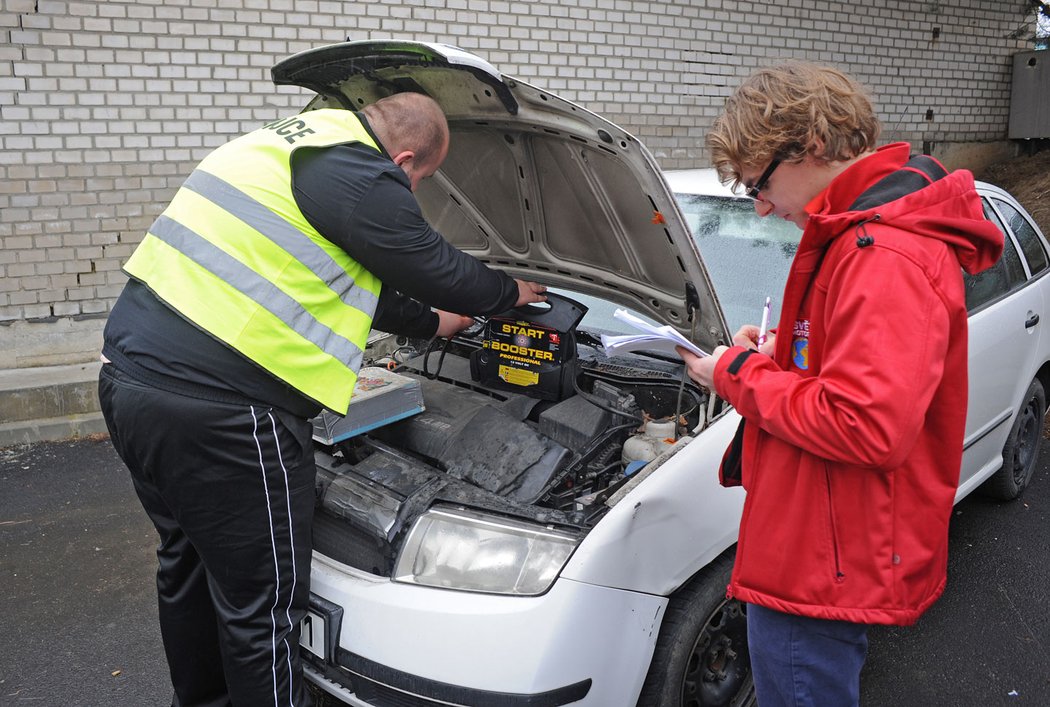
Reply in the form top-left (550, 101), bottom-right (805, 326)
top-left (675, 193), bottom-right (800, 332)
top-left (549, 191), bottom-right (802, 348)
top-left (542, 289), bottom-right (661, 337)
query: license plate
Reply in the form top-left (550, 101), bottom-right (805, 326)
top-left (300, 609), bottom-right (327, 660)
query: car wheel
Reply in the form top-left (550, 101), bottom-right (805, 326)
top-left (981, 378), bottom-right (1045, 501)
top-left (637, 549), bottom-right (755, 707)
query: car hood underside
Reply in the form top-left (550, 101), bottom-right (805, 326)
top-left (272, 39), bottom-right (728, 352)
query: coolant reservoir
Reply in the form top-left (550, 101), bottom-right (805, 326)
top-left (621, 419), bottom-right (677, 469)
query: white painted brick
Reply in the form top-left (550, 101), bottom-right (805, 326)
top-left (7, 262), bottom-right (37, 279)
top-left (0, 0), bottom-right (1037, 363)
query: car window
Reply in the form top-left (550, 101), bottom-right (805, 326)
top-left (963, 201), bottom-right (1028, 312)
top-left (674, 193), bottom-right (799, 331)
top-left (992, 197), bottom-right (1048, 277)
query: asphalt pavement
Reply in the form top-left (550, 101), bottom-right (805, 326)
top-left (0, 435), bottom-right (169, 707)
top-left (1, 433), bottom-right (1049, 707)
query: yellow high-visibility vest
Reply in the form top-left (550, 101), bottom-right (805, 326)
top-left (124, 109), bottom-right (384, 414)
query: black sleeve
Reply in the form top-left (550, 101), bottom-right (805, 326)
top-left (292, 143), bottom-right (520, 326)
top-left (345, 171), bottom-right (520, 314)
top-left (372, 285), bottom-right (439, 338)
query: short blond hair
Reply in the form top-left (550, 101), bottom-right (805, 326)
top-left (706, 61), bottom-right (881, 190)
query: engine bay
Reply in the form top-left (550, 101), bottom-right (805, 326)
top-left (312, 294), bottom-right (716, 574)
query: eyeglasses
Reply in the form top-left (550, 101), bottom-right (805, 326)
top-left (744, 159), bottom-right (781, 200)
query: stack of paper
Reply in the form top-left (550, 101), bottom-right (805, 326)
top-left (600, 309), bottom-right (709, 358)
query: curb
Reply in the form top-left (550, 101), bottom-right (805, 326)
top-left (0, 362), bottom-right (106, 447)
top-left (0, 412), bottom-right (109, 449)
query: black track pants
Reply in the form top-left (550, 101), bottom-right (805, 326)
top-left (99, 364), bottom-right (316, 707)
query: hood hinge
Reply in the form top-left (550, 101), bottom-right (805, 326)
top-left (684, 282), bottom-right (701, 322)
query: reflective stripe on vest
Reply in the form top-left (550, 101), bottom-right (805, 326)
top-left (123, 109), bottom-right (384, 413)
top-left (180, 169), bottom-right (378, 316)
top-left (146, 214), bottom-right (366, 370)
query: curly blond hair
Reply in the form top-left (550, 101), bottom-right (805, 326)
top-left (706, 61), bottom-right (881, 190)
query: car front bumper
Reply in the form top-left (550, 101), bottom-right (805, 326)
top-left (302, 551), bottom-right (668, 706)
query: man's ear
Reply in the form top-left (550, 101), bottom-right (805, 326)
top-left (808, 137), bottom-right (826, 160)
top-left (391, 150), bottom-right (415, 168)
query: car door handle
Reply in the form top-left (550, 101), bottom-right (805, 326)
top-left (1025, 312), bottom-right (1040, 329)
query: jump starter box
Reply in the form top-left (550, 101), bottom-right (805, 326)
top-left (469, 294), bottom-right (588, 402)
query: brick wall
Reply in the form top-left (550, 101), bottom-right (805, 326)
top-left (0, 0), bottom-right (1039, 368)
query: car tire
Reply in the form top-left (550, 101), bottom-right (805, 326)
top-left (981, 378), bottom-right (1045, 501)
top-left (636, 548), bottom-right (755, 707)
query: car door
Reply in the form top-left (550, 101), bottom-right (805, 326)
top-left (958, 192), bottom-right (1048, 499)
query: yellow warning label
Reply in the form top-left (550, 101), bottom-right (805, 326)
top-left (499, 365), bottom-right (538, 387)
top-left (484, 340), bottom-right (555, 361)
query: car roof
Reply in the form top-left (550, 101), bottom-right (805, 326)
top-left (663, 168), bottom-right (734, 198)
top-left (666, 168), bottom-right (1009, 209)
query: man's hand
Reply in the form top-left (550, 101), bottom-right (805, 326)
top-left (678, 345), bottom-right (729, 392)
top-left (434, 310), bottom-right (475, 338)
top-left (678, 324), bottom-right (775, 392)
top-left (514, 279), bottom-right (547, 307)
top-left (733, 324), bottom-right (776, 356)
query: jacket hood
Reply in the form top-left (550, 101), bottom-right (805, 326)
top-left (806, 144), bottom-right (1003, 275)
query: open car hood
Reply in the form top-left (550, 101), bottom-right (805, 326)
top-left (272, 40), bottom-right (729, 350)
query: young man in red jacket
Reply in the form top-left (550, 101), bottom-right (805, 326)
top-left (679, 62), bottom-right (1003, 705)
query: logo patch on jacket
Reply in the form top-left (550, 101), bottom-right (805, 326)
top-left (792, 319), bottom-right (810, 371)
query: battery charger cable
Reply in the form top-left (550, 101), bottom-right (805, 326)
top-left (422, 335), bottom-right (454, 379)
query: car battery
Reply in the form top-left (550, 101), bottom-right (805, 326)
top-left (470, 293), bottom-right (587, 401)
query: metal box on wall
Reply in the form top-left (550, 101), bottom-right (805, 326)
top-left (1009, 50), bottom-right (1049, 139)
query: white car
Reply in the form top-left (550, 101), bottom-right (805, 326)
top-left (271, 41), bottom-right (1050, 707)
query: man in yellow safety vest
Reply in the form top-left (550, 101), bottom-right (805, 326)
top-left (99, 92), bottom-right (546, 706)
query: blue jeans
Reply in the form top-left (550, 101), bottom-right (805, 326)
top-left (747, 603), bottom-right (868, 707)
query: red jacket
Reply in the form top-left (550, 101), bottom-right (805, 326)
top-left (714, 144), bottom-right (1003, 625)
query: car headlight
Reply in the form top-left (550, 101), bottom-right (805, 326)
top-left (393, 506), bottom-right (579, 596)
